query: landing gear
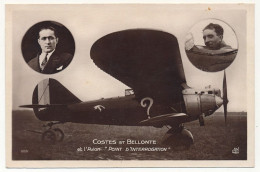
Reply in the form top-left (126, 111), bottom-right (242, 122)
top-left (53, 128), bottom-right (65, 142)
top-left (161, 124), bottom-right (194, 150)
top-left (42, 129), bottom-right (56, 144)
top-left (41, 122), bottom-right (65, 144)
top-left (199, 114), bottom-right (205, 126)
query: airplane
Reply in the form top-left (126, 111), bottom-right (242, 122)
top-left (20, 29), bottom-right (229, 148)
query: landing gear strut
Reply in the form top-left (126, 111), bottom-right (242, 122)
top-left (41, 122), bottom-right (65, 144)
top-left (199, 114), bottom-right (205, 126)
top-left (161, 124), bottom-right (194, 150)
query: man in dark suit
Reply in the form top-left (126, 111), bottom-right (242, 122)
top-left (28, 26), bottom-right (73, 74)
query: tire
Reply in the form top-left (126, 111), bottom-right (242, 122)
top-left (53, 128), bottom-right (64, 142)
top-left (162, 127), bottom-right (194, 150)
top-left (42, 129), bottom-right (56, 144)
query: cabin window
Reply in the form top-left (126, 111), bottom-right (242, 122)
top-left (201, 91), bottom-right (204, 94)
top-left (208, 91), bottom-right (213, 94)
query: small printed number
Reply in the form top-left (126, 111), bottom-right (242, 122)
top-left (20, 149), bottom-right (28, 153)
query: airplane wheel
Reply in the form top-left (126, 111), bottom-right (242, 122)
top-left (162, 127), bottom-right (194, 150)
top-left (42, 129), bottom-right (56, 144)
top-left (181, 128), bottom-right (194, 149)
top-left (53, 128), bottom-right (64, 142)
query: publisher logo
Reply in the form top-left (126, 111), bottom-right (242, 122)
top-left (232, 147), bottom-right (239, 154)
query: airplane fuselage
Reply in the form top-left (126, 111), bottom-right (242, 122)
top-left (33, 88), bottom-right (223, 127)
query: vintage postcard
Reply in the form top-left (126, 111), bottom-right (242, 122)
top-left (5, 4), bottom-right (254, 168)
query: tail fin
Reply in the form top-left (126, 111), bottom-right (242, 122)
top-left (32, 78), bottom-right (81, 105)
top-left (20, 78), bottom-right (81, 121)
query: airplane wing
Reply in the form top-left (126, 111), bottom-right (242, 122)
top-left (90, 29), bottom-right (187, 105)
top-left (139, 113), bottom-right (188, 127)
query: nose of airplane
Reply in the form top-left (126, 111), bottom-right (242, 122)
top-left (215, 96), bottom-right (223, 108)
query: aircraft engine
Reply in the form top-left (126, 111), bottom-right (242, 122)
top-left (200, 94), bottom-right (223, 116)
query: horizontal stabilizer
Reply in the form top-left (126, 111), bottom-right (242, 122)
top-left (20, 104), bottom-right (67, 108)
top-left (139, 113), bottom-right (188, 126)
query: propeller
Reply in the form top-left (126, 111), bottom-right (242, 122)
top-left (223, 70), bottom-right (229, 123)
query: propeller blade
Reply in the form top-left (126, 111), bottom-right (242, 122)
top-left (224, 101), bottom-right (227, 123)
top-left (223, 70), bottom-right (229, 123)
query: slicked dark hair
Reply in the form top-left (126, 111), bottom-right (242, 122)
top-left (38, 26), bottom-right (58, 38)
top-left (203, 23), bottom-right (224, 36)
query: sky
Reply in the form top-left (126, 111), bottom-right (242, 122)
top-left (8, 4), bottom-right (248, 112)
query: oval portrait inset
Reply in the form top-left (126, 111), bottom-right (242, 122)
top-left (185, 19), bottom-right (238, 72)
top-left (22, 21), bottom-right (75, 74)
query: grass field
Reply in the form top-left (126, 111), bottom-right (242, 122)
top-left (12, 110), bottom-right (247, 160)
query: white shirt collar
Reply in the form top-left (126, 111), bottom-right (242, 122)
top-left (39, 50), bottom-right (55, 65)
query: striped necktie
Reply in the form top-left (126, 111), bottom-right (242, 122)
top-left (40, 53), bottom-right (48, 71)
